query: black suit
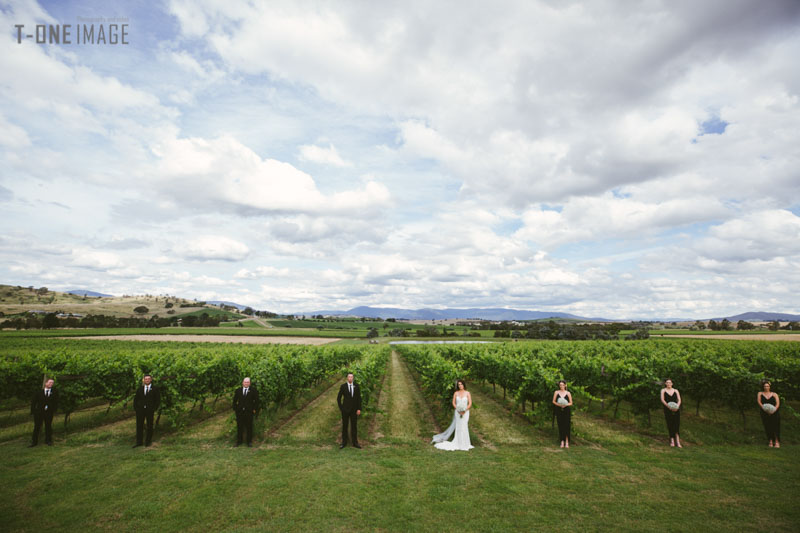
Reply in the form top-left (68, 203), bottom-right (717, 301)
top-left (337, 382), bottom-right (361, 446)
top-left (232, 386), bottom-right (259, 445)
top-left (31, 387), bottom-right (59, 445)
top-left (133, 384), bottom-right (161, 445)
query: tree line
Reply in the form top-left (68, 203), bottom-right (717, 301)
top-left (0, 312), bottom-right (223, 330)
top-left (700, 319), bottom-right (800, 331)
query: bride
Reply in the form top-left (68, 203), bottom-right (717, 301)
top-left (432, 379), bottom-right (473, 451)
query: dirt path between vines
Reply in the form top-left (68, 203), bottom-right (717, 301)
top-left (59, 335), bottom-right (340, 344)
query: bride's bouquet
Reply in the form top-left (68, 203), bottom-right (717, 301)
top-left (457, 407), bottom-right (467, 418)
top-left (761, 403), bottom-right (777, 414)
top-left (556, 397), bottom-right (569, 406)
top-left (667, 401), bottom-right (679, 411)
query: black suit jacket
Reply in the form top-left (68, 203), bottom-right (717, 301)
top-left (337, 382), bottom-right (362, 414)
top-left (133, 385), bottom-right (161, 413)
top-left (232, 387), bottom-right (259, 416)
top-left (31, 388), bottom-right (59, 415)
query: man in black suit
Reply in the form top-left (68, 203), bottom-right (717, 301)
top-left (337, 372), bottom-right (361, 449)
top-left (30, 378), bottom-right (58, 447)
top-left (232, 377), bottom-right (259, 447)
top-left (133, 374), bottom-right (160, 447)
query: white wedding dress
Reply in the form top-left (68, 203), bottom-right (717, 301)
top-left (433, 394), bottom-right (473, 451)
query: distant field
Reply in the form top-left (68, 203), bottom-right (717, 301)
top-left (219, 318), bottom-right (266, 328)
top-left (62, 334), bottom-right (341, 345)
top-left (654, 329), bottom-right (798, 335)
top-left (657, 333), bottom-right (800, 342)
top-left (0, 327), bottom-right (366, 338)
top-left (265, 318), bottom-right (493, 338)
top-left (175, 308), bottom-right (245, 319)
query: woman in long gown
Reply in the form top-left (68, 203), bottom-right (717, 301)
top-left (757, 380), bottom-right (781, 448)
top-left (552, 380), bottom-right (572, 448)
top-left (432, 379), bottom-right (473, 451)
top-left (660, 379), bottom-right (682, 448)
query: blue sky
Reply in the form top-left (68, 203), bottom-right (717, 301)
top-left (1, 0), bottom-right (799, 318)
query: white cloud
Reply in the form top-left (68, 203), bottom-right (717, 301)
top-left (265, 214), bottom-right (387, 245)
top-left (235, 266), bottom-right (291, 279)
top-left (167, 1), bottom-right (799, 209)
top-left (9, 262), bottom-right (47, 276)
top-left (298, 143), bottom-right (352, 167)
top-left (516, 194), bottom-right (730, 248)
top-left (0, 184), bottom-right (14, 202)
top-left (0, 113), bottom-right (31, 149)
top-left (0, 40), bottom-right (166, 128)
top-left (70, 249), bottom-right (124, 270)
top-left (1, 1), bottom-right (799, 318)
top-left (693, 210), bottom-right (800, 262)
top-left (151, 135), bottom-right (390, 214)
top-left (174, 236), bottom-right (250, 261)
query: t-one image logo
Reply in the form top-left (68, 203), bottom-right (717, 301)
top-left (15, 17), bottom-right (129, 45)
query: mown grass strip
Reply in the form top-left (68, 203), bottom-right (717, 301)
top-left (468, 382), bottom-right (550, 447)
top-left (382, 351), bottom-right (432, 444)
top-left (1, 443), bottom-right (798, 532)
top-left (273, 379), bottom-right (344, 445)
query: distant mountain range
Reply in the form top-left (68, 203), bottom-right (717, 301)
top-left (56, 289), bottom-right (800, 322)
top-left (301, 306), bottom-right (608, 321)
top-left (710, 312), bottom-right (800, 322)
top-left (66, 289), bottom-right (114, 298)
top-left (300, 306), bottom-right (800, 322)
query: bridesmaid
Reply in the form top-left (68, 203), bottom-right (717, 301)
top-left (660, 379), bottom-right (682, 448)
top-left (552, 380), bottom-right (572, 448)
top-left (757, 380), bottom-right (781, 448)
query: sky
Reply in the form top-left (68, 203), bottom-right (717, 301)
top-left (1, 0), bottom-right (799, 319)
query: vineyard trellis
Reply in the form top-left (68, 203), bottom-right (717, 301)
top-left (395, 339), bottom-right (800, 427)
top-left (0, 338), bottom-right (390, 427)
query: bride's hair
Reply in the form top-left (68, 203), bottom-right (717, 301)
top-left (456, 379), bottom-right (467, 390)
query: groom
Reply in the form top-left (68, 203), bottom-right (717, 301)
top-left (337, 373), bottom-right (361, 449)
top-left (133, 374), bottom-right (160, 447)
top-left (232, 377), bottom-right (259, 447)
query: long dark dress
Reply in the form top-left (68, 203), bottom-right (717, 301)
top-left (759, 394), bottom-right (780, 444)
top-left (555, 392), bottom-right (571, 442)
top-left (663, 390), bottom-right (680, 440)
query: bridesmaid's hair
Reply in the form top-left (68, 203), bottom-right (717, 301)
top-left (761, 379), bottom-right (772, 391)
top-left (558, 380), bottom-right (567, 387)
top-left (456, 379), bottom-right (467, 390)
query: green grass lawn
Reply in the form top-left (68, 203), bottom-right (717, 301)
top-left (2, 350), bottom-right (798, 532)
top-left (176, 308), bottom-right (246, 320)
top-left (3, 440), bottom-right (797, 532)
top-left (218, 319), bottom-right (268, 328)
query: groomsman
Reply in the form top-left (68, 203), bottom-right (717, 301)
top-left (232, 377), bottom-right (259, 447)
top-left (133, 374), bottom-right (160, 447)
top-left (30, 378), bottom-right (58, 447)
top-left (337, 373), bottom-right (361, 449)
